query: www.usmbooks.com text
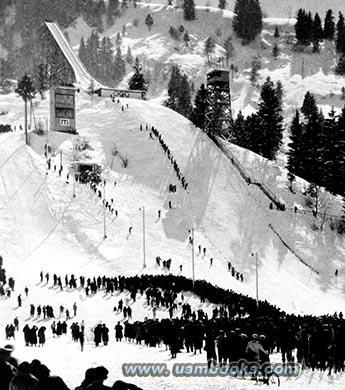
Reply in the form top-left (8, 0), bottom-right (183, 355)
top-left (122, 361), bottom-right (301, 377)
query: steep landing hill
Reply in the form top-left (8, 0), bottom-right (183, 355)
top-left (1, 90), bottom-right (345, 316)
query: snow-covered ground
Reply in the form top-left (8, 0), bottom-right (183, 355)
top-left (1, 2), bottom-right (345, 388)
top-left (2, 90), bottom-right (345, 316)
top-left (1, 86), bottom-right (345, 389)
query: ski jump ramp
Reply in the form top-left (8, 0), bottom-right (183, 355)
top-left (44, 21), bottom-right (103, 90)
top-left (44, 21), bottom-right (145, 99)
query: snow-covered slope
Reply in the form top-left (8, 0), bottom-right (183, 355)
top-left (1, 91), bottom-right (345, 390)
top-left (1, 91), bottom-right (345, 316)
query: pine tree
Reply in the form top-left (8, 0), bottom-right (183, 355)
top-left (36, 62), bottom-right (48, 99)
top-left (183, 31), bottom-right (190, 47)
top-left (178, 74), bottom-right (192, 118)
top-left (15, 73), bottom-right (36, 145)
top-left (116, 32), bottom-right (122, 46)
top-left (145, 14), bottom-right (154, 31)
top-left (91, 0), bottom-right (104, 31)
top-left (204, 37), bottom-right (216, 61)
top-left (333, 108), bottom-right (345, 195)
top-left (232, 110), bottom-right (250, 147)
top-left (128, 57), bottom-right (147, 91)
top-left (274, 25), bottom-right (280, 38)
top-left (166, 65), bottom-right (192, 118)
top-left (0, 58), bottom-right (13, 92)
top-left (233, 0), bottom-right (263, 44)
top-left (244, 113), bottom-right (262, 154)
top-left (166, 65), bottom-right (181, 112)
top-left (312, 13), bottom-right (323, 52)
top-left (85, 31), bottom-right (101, 77)
top-left (287, 110), bottom-right (304, 176)
top-left (126, 46), bottom-right (133, 64)
top-left (249, 59), bottom-right (261, 85)
top-left (113, 47), bottom-right (126, 84)
top-left (336, 54), bottom-right (345, 75)
top-left (324, 9), bottom-right (335, 40)
top-left (301, 91), bottom-right (318, 119)
top-left (224, 36), bottom-right (234, 66)
top-left (301, 110), bottom-right (324, 184)
top-left (336, 12), bottom-right (345, 54)
top-left (98, 0), bottom-right (106, 15)
top-left (275, 80), bottom-right (283, 107)
top-left (272, 43), bottom-right (279, 58)
top-left (257, 77), bottom-right (284, 160)
top-left (191, 83), bottom-right (209, 129)
top-left (106, 0), bottom-right (119, 26)
top-left (99, 36), bottom-right (114, 85)
top-left (183, 0), bottom-right (196, 21)
top-left (295, 9), bottom-right (313, 46)
top-left (78, 37), bottom-right (87, 65)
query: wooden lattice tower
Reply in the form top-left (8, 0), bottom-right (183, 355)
top-left (205, 69), bottom-right (232, 137)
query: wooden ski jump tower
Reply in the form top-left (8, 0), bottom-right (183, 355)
top-left (205, 70), bottom-right (232, 137)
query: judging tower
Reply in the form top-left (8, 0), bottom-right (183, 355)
top-left (205, 70), bottom-right (232, 137)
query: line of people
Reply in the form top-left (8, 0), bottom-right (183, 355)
top-left (227, 261), bottom-right (244, 282)
top-left (145, 124), bottom-right (189, 191)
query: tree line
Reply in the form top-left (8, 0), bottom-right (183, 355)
top-left (288, 92), bottom-right (345, 197)
top-left (294, 8), bottom-right (345, 73)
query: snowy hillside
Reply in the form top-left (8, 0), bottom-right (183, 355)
top-left (62, 4), bottom-right (345, 120)
top-left (1, 89), bottom-right (345, 389)
top-left (1, 90), bottom-right (345, 316)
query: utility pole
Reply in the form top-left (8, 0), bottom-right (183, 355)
top-left (139, 207), bottom-right (146, 268)
top-left (24, 97), bottom-right (28, 145)
top-left (60, 150), bottom-right (63, 170)
top-left (103, 179), bottom-right (107, 239)
top-left (255, 252), bottom-right (259, 308)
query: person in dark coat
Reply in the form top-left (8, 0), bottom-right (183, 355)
top-left (35, 364), bottom-right (70, 390)
top-left (115, 322), bottom-right (123, 342)
top-left (204, 335), bottom-right (217, 368)
top-left (102, 324), bottom-right (109, 346)
top-left (30, 326), bottom-right (38, 347)
top-left (14, 318), bottom-right (19, 332)
top-left (94, 324), bottom-right (102, 347)
top-left (23, 325), bottom-right (31, 346)
top-left (38, 327), bottom-right (46, 347)
top-left (216, 331), bottom-right (228, 366)
top-left (79, 331), bottom-right (85, 352)
top-left (9, 361), bottom-right (38, 390)
top-left (75, 368), bottom-right (95, 389)
top-left (86, 366), bottom-right (111, 390)
top-left (0, 345), bottom-right (16, 390)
